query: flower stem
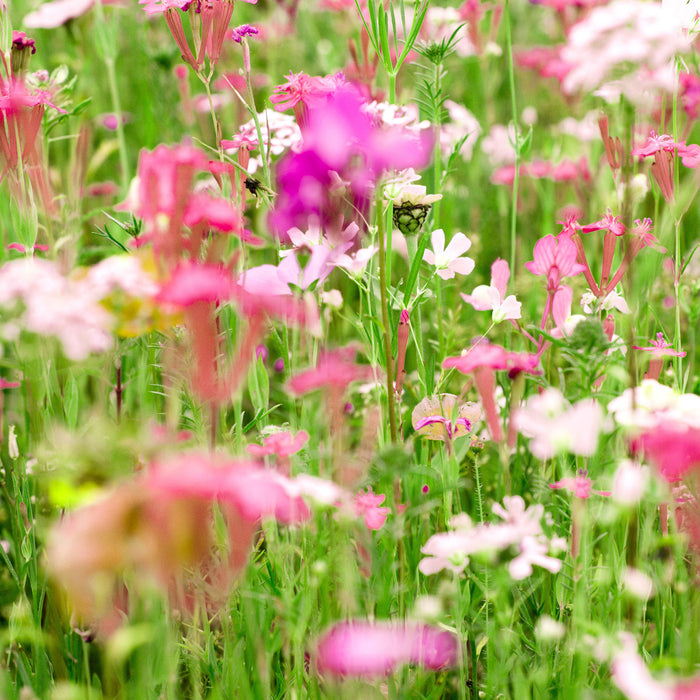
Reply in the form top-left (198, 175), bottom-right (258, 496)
top-left (377, 193), bottom-right (398, 443)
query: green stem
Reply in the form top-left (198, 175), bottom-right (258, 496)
top-left (504, 0), bottom-right (520, 291)
top-left (377, 193), bottom-right (398, 443)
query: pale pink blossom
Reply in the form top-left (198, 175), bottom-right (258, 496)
top-left (611, 635), bottom-right (674, 700)
top-left (461, 258), bottom-right (521, 322)
top-left (0, 258), bottom-right (112, 360)
top-left (611, 460), bottom-right (649, 506)
top-left (514, 389), bottom-right (607, 459)
top-left (420, 496), bottom-right (563, 580)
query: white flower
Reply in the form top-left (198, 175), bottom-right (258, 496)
top-left (423, 229), bottom-right (474, 280)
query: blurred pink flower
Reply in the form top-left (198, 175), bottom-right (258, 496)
top-left (514, 389), bottom-right (607, 459)
top-left (631, 422), bottom-right (700, 483)
top-left (420, 496), bottom-right (563, 580)
top-left (24, 0), bottom-right (96, 28)
top-left (353, 488), bottom-right (390, 530)
top-left (247, 430), bottom-right (309, 458)
top-left (147, 454), bottom-right (311, 524)
top-left (315, 621), bottom-right (458, 676)
top-left (156, 262), bottom-right (236, 307)
top-left (288, 346), bottom-right (376, 396)
top-left (550, 469), bottom-right (610, 498)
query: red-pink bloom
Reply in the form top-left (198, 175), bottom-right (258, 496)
top-left (0, 378), bottom-right (20, 389)
top-left (353, 488), bottom-right (390, 530)
top-left (7, 242), bottom-right (49, 253)
top-left (315, 621), bottom-right (458, 676)
top-left (247, 430), bottom-right (309, 458)
top-left (525, 233), bottom-right (586, 292)
top-left (631, 423), bottom-right (700, 483)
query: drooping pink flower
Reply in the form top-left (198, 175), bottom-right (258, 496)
top-left (525, 233), bottom-right (586, 292)
top-left (461, 258), bottom-right (521, 322)
top-left (353, 488), bottom-right (390, 530)
top-left (315, 621), bottom-right (458, 676)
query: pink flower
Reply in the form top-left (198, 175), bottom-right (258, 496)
top-left (247, 430), bottom-right (309, 458)
top-left (633, 332), bottom-right (685, 359)
top-left (420, 496), bottom-right (563, 580)
top-left (353, 488), bottom-right (390, 530)
top-left (549, 469), bottom-right (611, 499)
top-left (632, 131), bottom-right (700, 168)
top-left (315, 621), bottom-right (458, 676)
top-left (461, 258), bottom-right (521, 322)
top-left (631, 422), bottom-right (700, 483)
top-left (525, 233), bottom-right (586, 292)
top-left (147, 454), bottom-right (311, 524)
top-left (156, 262), bottom-right (236, 307)
top-left (270, 71), bottom-right (346, 120)
top-left (288, 346), bottom-right (376, 395)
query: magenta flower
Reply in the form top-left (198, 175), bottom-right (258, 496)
top-left (353, 488), bottom-right (390, 530)
top-left (315, 621), bottom-right (458, 677)
top-left (269, 87), bottom-right (433, 238)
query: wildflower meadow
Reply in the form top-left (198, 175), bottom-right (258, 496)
top-left (1, 0), bottom-right (700, 696)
